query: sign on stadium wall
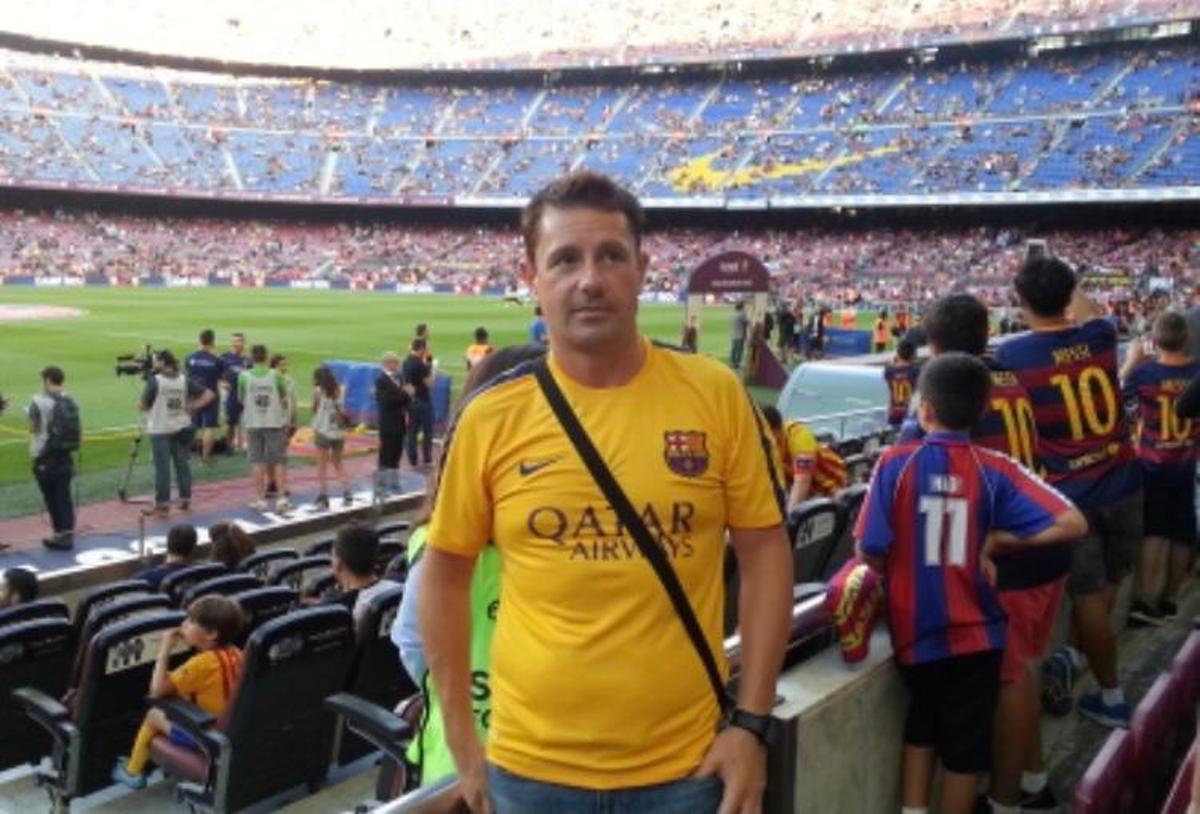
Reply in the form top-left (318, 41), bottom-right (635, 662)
top-left (687, 251), bottom-right (771, 295)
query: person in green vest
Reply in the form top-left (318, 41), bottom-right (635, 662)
top-left (391, 343), bottom-right (547, 786)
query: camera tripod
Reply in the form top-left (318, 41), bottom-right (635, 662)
top-left (116, 424), bottom-right (151, 504)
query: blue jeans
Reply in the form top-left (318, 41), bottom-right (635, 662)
top-left (487, 764), bottom-right (722, 814)
top-left (406, 400), bottom-right (433, 465)
top-left (33, 454), bottom-right (75, 534)
top-left (151, 427), bottom-right (194, 506)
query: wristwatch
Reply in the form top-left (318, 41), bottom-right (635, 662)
top-left (728, 708), bottom-right (780, 746)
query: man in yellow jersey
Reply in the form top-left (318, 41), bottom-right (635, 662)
top-left (419, 172), bottom-right (793, 814)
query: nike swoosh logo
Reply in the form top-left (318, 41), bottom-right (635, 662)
top-left (519, 457), bottom-right (561, 476)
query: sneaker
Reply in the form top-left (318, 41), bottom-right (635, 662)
top-left (1020, 785), bottom-right (1061, 812)
top-left (1078, 691), bottom-right (1131, 728)
top-left (313, 495), bottom-right (330, 511)
top-left (141, 504), bottom-right (169, 518)
top-left (250, 498), bottom-right (269, 512)
top-left (1128, 599), bottom-right (1166, 628)
top-left (342, 491), bottom-right (354, 507)
top-left (1159, 600), bottom-right (1180, 621)
top-left (275, 496), bottom-right (295, 513)
top-left (178, 499), bottom-right (190, 512)
top-left (111, 760), bottom-right (146, 790)
top-left (1041, 649), bottom-right (1076, 717)
top-left (42, 533), bottom-right (74, 551)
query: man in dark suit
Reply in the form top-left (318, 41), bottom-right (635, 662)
top-left (374, 351), bottom-right (409, 496)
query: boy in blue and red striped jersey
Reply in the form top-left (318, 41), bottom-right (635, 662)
top-left (921, 294), bottom-right (1071, 814)
top-left (1120, 311), bottom-right (1200, 627)
top-left (883, 339), bottom-right (920, 428)
top-left (856, 353), bottom-right (1084, 814)
top-left (996, 255), bottom-right (1142, 729)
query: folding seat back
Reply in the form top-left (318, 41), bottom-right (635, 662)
top-left (305, 569), bottom-right (342, 601)
top-left (160, 563), bottom-right (229, 606)
top-left (304, 538), bottom-right (336, 558)
top-left (231, 587), bottom-right (298, 646)
top-left (1161, 739), bottom-right (1198, 814)
top-left (1130, 672), bottom-right (1179, 809)
top-left (788, 497), bottom-right (841, 584)
top-left (181, 574), bottom-right (263, 606)
top-left (71, 594), bottom-right (173, 688)
top-left (151, 607), bottom-right (355, 813)
top-left (238, 547), bottom-right (299, 581)
top-left (377, 541), bottom-right (406, 575)
top-left (1172, 632), bottom-right (1200, 715)
top-left (1074, 728), bottom-right (1136, 814)
top-left (269, 556), bottom-right (333, 595)
top-left (73, 580), bottom-right (152, 641)
top-left (0, 618), bottom-right (73, 771)
top-left (0, 598), bottom-right (70, 627)
top-left (819, 484), bottom-right (870, 581)
top-left (383, 553), bottom-right (409, 583)
top-left (842, 453), bottom-right (873, 485)
top-left (338, 584), bottom-right (415, 764)
top-left (833, 437), bottom-right (863, 457)
top-left (16, 611), bottom-right (187, 803)
top-left (376, 520), bottom-right (412, 541)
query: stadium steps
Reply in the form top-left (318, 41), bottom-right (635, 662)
top-left (875, 75), bottom-right (912, 117)
top-left (570, 87), bottom-right (635, 172)
top-left (222, 143), bottom-right (244, 190)
top-left (1093, 61), bottom-right (1138, 108)
top-left (720, 91), bottom-right (813, 193)
top-left (92, 72), bottom-right (167, 172)
top-left (1013, 118), bottom-right (1071, 190)
top-left (520, 89), bottom-right (548, 132)
top-left (319, 149), bottom-right (340, 196)
top-left (685, 80), bottom-right (724, 129)
top-left (391, 96), bottom-right (460, 195)
top-left (1130, 116), bottom-right (1190, 181)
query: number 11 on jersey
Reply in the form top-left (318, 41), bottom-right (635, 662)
top-left (919, 496), bottom-right (969, 567)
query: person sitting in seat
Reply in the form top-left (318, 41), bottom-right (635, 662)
top-left (0, 568), bottom-right (38, 607)
top-left (323, 524), bottom-right (398, 624)
top-left (135, 525), bottom-right (199, 591)
top-left (112, 595), bottom-right (245, 789)
top-left (208, 522), bottom-right (254, 570)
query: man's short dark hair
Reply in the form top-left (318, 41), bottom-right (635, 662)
top-left (759, 404), bottom-right (783, 431)
top-left (415, 323), bottom-right (428, 337)
top-left (199, 329), bottom-right (214, 346)
top-left (250, 344), bottom-right (268, 363)
top-left (1014, 256), bottom-right (1077, 319)
top-left (269, 353), bottom-right (286, 369)
top-left (334, 525), bottom-right (379, 577)
top-left (918, 353), bottom-right (992, 432)
top-left (186, 595), bottom-right (245, 647)
top-left (3, 568), bottom-right (38, 603)
top-left (232, 332), bottom-right (245, 341)
top-left (924, 294), bottom-right (990, 356)
top-left (1154, 311), bottom-right (1188, 353)
top-left (895, 339), bottom-right (918, 362)
top-left (157, 350), bottom-right (178, 371)
top-left (474, 327), bottom-right (489, 343)
top-left (166, 524), bottom-right (198, 559)
top-left (521, 171), bottom-right (644, 264)
top-left (40, 366), bottom-right (65, 386)
top-left (412, 338), bottom-right (427, 353)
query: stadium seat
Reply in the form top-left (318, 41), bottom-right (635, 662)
top-left (231, 586), bottom-right (298, 646)
top-left (377, 521), bottom-right (413, 538)
top-left (73, 580), bottom-right (153, 641)
top-left (149, 606), bottom-right (356, 813)
top-left (1074, 728), bottom-right (1136, 814)
top-left (1171, 631), bottom-right (1200, 716)
top-left (788, 497), bottom-right (842, 583)
top-left (1160, 738), bottom-right (1197, 814)
top-left (819, 484), bottom-right (870, 580)
top-left (377, 540), bottom-right (406, 575)
top-left (160, 563), bottom-right (231, 606)
top-left (0, 598), bottom-right (70, 627)
top-left (325, 693), bottom-right (420, 801)
top-left (0, 617), bottom-right (73, 772)
top-left (15, 610), bottom-right (187, 805)
top-left (383, 553), bottom-right (410, 583)
top-left (842, 453), bottom-right (873, 484)
top-left (1130, 673), bottom-right (1181, 809)
top-left (180, 573), bottom-right (263, 606)
top-left (239, 547), bottom-right (299, 580)
top-left (336, 583), bottom-right (415, 764)
top-left (304, 568), bottom-right (342, 601)
top-left (305, 538), bottom-right (336, 558)
top-left (270, 556), bottom-right (335, 595)
top-left (70, 593), bottom-right (173, 689)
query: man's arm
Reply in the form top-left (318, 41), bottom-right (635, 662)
top-left (139, 379), bottom-right (157, 412)
top-left (786, 471), bottom-right (812, 511)
top-left (419, 547), bottom-right (490, 813)
top-left (1068, 280), bottom-right (1103, 323)
top-left (1118, 336), bottom-right (1148, 385)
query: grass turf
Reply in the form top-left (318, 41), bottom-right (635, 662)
top-left (0, 288), bottom-right (761, 512)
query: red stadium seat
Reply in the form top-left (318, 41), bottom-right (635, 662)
top-left (1075, 728), bottom-right (1136, 814)
top-left (1160, 738), bottom-right (1197, 814)
top-left (1131, 673), bottom-right (1182, 810)
top-left (1172, 632), bottom-right (1200, 716)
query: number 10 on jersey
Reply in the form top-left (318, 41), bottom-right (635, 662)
top-left (919, 496), bottom-right (969, 567)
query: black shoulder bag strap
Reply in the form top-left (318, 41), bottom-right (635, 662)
top-left (533, 359), bottom-right (733, 715)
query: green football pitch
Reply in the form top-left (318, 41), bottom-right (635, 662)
top-left (0, 287), bottom-right (757, 513)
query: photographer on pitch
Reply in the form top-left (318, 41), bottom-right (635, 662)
top-left (140, 350), bottom-right (214, 517)
top-left (27, 366), bottom-right (80, 550)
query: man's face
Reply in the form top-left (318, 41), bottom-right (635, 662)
top-left (232, 337), bottom-right (245, 354)
top-left (521, 207), bottom-right (647, 354)
top-left (384, 359), bottom-right (399, 374)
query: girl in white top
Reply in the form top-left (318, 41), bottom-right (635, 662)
top-left (312, 366), bottom-right (353, 510)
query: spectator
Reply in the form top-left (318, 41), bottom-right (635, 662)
top-left (997, 256), bottom-right (1142, 729)
top-left (311, 366), bottom-right (354, 510)
top-left (730, 300), bottom-right (749, 369)
top-left (883, 340), bottom-right (920, 429)
top-left (464, 327), bottom-right (493, 371)
top-left (856, 353), bottom-right (1084, 814)
top-left (208, 522), bottom-right (254, 570)
top-left (135, 524), bottom-right (200, 590)
top-left (403, 338), bottom-right (435, 468)
top-left (0, 568), bottom-right (38, 607)
top-left (111, 595), bottom-right (245, 789)
top-left (419, 172), bottom-right (792, 814)
top-left (324, 525), bottom-right (398, 623)
top-left (529, 305), bottom-right (548, 345)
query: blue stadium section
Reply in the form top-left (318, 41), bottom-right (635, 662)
top-left (0, 43), bottom-right (1194, 205)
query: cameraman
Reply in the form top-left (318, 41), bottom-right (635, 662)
top-left (27, 366), bottom-right (79, 551)
top-left (140, 350), bottom-right (214, 517)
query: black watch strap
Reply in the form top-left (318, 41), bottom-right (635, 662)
top-left (729, 708), bottom-right (776, 746)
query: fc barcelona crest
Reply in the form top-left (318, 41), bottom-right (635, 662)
top-left (664, 430), bottom-right (709, 477)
